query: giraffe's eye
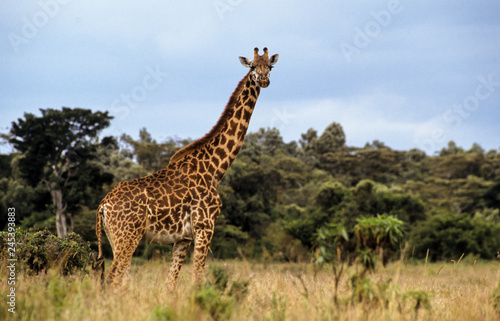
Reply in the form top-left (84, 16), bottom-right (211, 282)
top-left (269, 65), bottom-right (274, 70)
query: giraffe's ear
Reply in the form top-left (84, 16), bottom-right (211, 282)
top-left (269, 54), bottom-right (279, 66)
top-left (239, 56), bottom-right (253, 68)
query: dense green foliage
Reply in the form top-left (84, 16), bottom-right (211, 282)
top-left (1, 107), bottom-right (499, 262)
top-left (314, 215), bottom-right (404, 267)
top-left (193, 264), bottom-right (250, 320)
top-left (1, 108), bottom-right (113, 237)
top-left (0, 229), bottom-right (92, 275)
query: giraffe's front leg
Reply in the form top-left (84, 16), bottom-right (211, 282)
top-left (192, 228), bottom-right (214, 283)
top-left (166, 239), bottom-right (192, 291)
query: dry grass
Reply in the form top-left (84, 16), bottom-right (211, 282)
top-left (1, 258), bottom-right (499, 321)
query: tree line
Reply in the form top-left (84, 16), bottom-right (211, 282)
top-left (1, 107), bottom-right (499, 262)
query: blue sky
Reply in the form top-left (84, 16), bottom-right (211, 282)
top-left (1, 0), bottom-right (499, 155)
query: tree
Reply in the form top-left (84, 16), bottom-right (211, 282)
top-left (92, 136), bottom-right (148, 185)
top-left (7, 107), bottom-right (113, 237)
top-left (467, 143), bottom-right (485, 154)
top-left (299, 128), bottom-right (319, 166)
top-left (315, 181), bottom-right (349, 212)
top-left (316, 122), bottom-right (346, 155)
top-left (364, 140), bottom-right (389, 150)
top-left (243, 127), bottom-right (287, 157)
top-left (299, 128), bottom-right (318, 151)
top-left (120, 128), bottom-right (185, 173)
top-left (409, 212), bottom-right (500, 260)
top-left (314, 122), bottom-right (349, 176)
top-left (439, 141), bottom-right (464, 156)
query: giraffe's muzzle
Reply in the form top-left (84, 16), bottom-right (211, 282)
top-left (259, 78), bottom-right (270, 88)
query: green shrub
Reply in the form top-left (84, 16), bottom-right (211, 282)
top-left (314, 214), bottom-right (405, 266)
top-left (193, 264), bottom-right (250, 320)
top-left (150, 306), bottom-right (177, 321)
top-left (313, 222), bottom-right (348, 264)
top-left (194, 285), bottom-right (234, 320)
top-left (0, 228), bottom-right (91, 275)
top-left (355, 214), bottom-right (405, 251)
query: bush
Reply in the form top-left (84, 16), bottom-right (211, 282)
top-left (314, 215), bottom-right (405, 267)
top-left (409, 213), bottom-right (500, 261)
top-left (355, 214), bottom-right (405, 251)
top-left (0, 228), bottom-right (92, 275)
top-left (193, 264), bottom-right (250, 320)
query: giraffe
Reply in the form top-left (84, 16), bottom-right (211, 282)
top-left (93, 47), bottom-right (279, 289)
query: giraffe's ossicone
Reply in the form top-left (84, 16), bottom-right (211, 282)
top-left (94, 48), bottom-right (279, 289)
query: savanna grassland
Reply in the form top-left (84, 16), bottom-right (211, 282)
top-left (1, 258), bottom-right (499, 321)
top-left (2, 109), bottom-right (500, 320)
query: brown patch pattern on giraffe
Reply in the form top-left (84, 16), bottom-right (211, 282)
top-left (94, 48), bottom-right (278, 289)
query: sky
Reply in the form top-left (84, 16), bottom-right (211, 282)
top-left (1, 0), bottom-right (499, 155)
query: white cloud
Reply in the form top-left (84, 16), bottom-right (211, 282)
top-left (252, 91), bottom-right (478, 153)
top-left (251, 92), bottom-right (408, 145)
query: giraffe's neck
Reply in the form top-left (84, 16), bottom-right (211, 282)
top-left (168, 71), bottom-right (260, 185)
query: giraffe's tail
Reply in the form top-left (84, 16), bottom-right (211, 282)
top-left (92, 203), bottom-right (105, 284)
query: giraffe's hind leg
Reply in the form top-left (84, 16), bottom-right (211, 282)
top-left (165, 239), bottom-right (192, 291)
top-left (107, 235), bottom-right (141, 287)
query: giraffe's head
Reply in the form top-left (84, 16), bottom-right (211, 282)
top-left (239, 47), bottom-right (279, 88)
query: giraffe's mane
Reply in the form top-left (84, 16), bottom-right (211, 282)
top-left (168, 70), bottom-right (251, 165)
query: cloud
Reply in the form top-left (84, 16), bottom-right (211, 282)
top-left (252, 91), bottom-right (458, 152)
top-left (1, 1), bottom-right (499, 156)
